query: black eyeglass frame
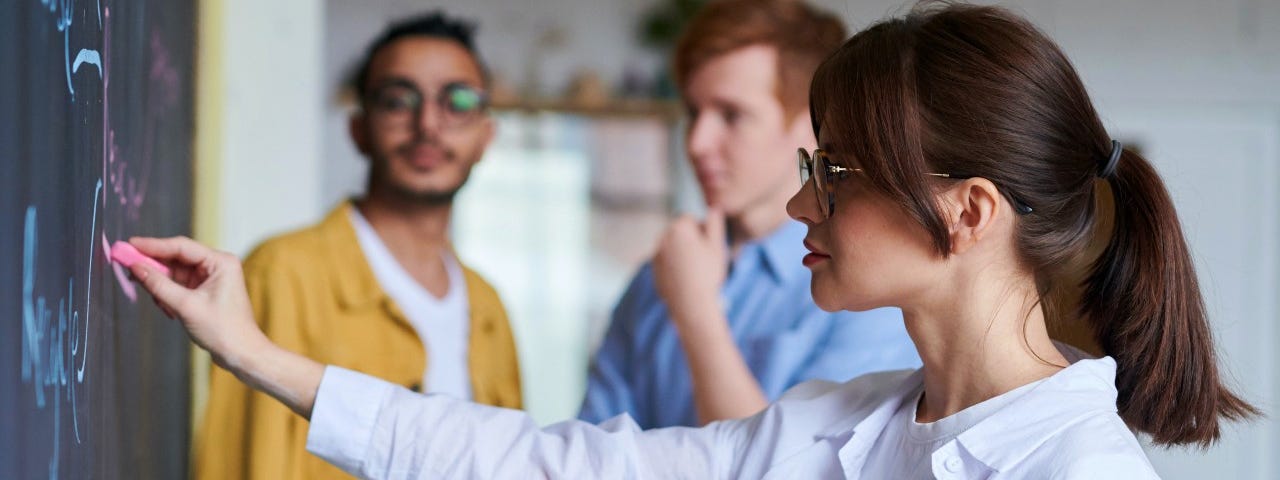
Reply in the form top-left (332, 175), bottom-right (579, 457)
top-left (362, 78), bottom-right (490, 130)
top-left (797, 148), bottom-right (1033, 218)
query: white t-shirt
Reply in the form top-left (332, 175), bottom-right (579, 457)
top-left (348, 208), bottom-right (472, 400)
top-left (861, 377), bottom-right (1048, 479)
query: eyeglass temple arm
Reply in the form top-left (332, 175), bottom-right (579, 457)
top-left (835, 169), bottom-right (1031, 214)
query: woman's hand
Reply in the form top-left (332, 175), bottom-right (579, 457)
top-left (127, 236), bottom-right (267, 371)
top-left (128, 236), bottom-right (324, 419)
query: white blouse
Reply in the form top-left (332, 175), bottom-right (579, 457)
top-left (306, 356), bottom-right (1158, 479)
top-left (860, 376), bottom-right (1047, 479)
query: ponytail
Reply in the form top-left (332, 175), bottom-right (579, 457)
top-left (806, 2), bottom-right (1259, 447)
top-left (1082, 148), bottom-right (1259, 446)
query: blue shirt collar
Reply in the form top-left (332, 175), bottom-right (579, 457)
top-left (735, 220), bottom-right (808, 285)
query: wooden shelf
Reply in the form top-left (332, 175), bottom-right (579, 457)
top-left (491, 97), bottom-right (683, 120)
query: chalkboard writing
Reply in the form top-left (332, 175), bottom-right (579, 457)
top-left (1, 0), bottom-right (196, 478)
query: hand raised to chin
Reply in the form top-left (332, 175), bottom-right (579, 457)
top-left (653, 208), bottom-right (730, 336)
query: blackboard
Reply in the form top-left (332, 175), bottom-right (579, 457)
top-left (1, 0), bottom-right (195, 478)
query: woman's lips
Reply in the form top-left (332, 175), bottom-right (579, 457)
top-left (802, 240), bottom-right (830, 267)
top-left (802, 253), bottom-right (830, 267)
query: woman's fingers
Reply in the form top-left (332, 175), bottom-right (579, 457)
top-left (129, 262), bottom-right (191, 315)
top-left (130, 236), bottom-right (231, 291)
top-left (172, 264), bottom-right (200, 289)
top-left (129, 236), bottom-right (216, 268)
top-left (150, 294), bottom-right (177, 319)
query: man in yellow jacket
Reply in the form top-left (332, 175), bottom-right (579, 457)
top-left (194, 12), bottom-right (521, 479)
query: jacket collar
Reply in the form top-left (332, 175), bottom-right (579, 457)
top-left (318, 201), bottom-right (388, 312)
top-left (323, 201), bottom-right (493, 319)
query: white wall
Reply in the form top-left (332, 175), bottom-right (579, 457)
top-left (1106, 104), bottom-right (1278, 478)
top-left (209, 0), bottom-right (325, 256)
top-left (191, 0), bottom-right (326, 436)
top-left (204, 0), bottom-right (1280, 477)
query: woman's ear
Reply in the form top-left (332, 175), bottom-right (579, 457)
top-left (944, 178), bottom-right (1002, 255)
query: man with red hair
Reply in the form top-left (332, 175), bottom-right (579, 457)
top-left (579, 0), bottom-right (920, 428)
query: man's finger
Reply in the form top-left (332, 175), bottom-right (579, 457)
top-left (703, 207), bottom-right (726, 245)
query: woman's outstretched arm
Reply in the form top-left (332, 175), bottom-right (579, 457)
top-left (128, 236), bottom-right (325, 419)
top-left (127, 236), bottom-right (735, 479)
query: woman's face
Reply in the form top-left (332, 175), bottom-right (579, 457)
top-left (786, 133), bottom-right (944, 313)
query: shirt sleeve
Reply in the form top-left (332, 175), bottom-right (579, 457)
top-left (576, 266), bottom-right (649, 424)
top-left (307, 366), bottom-right (730, 479)
top-left (1054, 454), bottom-right (1161, 480)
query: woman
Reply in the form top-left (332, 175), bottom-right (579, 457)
top-left (133, 3), bottom-right (1255, 478)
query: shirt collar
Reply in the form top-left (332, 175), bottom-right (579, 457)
top-left (953, 356), bottom-right (1120, 472)
top-left (319, 201), bottom-right (387, 311)
top-left (815, 369), bottom-right (925, 441)
top-left (742, 220), bottom-right (808, 285)
top-left (813, 355), bottom-right (1120, 474)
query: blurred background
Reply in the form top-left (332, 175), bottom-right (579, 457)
top-left (191, 0), bottom-right (1279, 478)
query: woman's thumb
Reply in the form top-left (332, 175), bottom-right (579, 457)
top-left (131, 263), bottom-right (186, 311)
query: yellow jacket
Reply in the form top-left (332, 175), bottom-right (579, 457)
top-left (193, 203), bottom-right (522, 480)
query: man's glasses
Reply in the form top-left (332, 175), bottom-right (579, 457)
top-left (363, 79), bottom-right (488, 130)
top-left (797, 148), bottom-right (1033, 218)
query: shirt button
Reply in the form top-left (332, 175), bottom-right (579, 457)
top-left (944, 456), bottom-right (962, 473)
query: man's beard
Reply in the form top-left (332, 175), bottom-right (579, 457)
top-left (386, 179), bottom-right (463, 204)
top-left (386, 177), bottom-right (462, 206)
top-left (369, 146), bottom-right (469, 206)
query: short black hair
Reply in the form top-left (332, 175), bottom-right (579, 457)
top-left (349, 11), bottom-right (488, 100)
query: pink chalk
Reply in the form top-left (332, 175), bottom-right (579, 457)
top-left (110, 241), bottom-right (170, 276)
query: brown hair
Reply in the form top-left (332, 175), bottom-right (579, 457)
top-left (810, 2), bottom-right (1258, 446)
top-left (673, 0), bottom-right (845, 120)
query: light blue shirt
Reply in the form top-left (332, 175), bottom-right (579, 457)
top-left (578, 220), bottom-right (920, 428)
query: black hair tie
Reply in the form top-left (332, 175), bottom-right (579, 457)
top-left (1099, 140), bottom-right (1122, 179)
